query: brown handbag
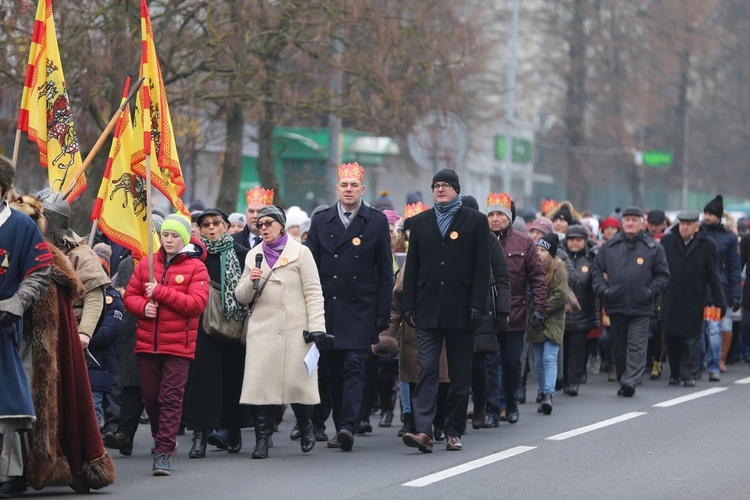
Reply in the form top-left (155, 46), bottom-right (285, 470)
top-left (202, 280), bottom-right (245, 343)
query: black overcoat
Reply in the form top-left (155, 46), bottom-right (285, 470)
top-left (306, 203), bottom-right (393, 350)
top-left (661, 226), bottom-right (725, 339)
top-left (402, 205), bottom-right (491, 330)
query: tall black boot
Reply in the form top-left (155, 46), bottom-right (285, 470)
top-left (251, 406), bottom-right (273, 459)
top-left (189, 430), bottom-right (207, 459)
top-left (292, 404), bottom-right (315, 453)
top-left (397, 412), bottom-right (414, 437)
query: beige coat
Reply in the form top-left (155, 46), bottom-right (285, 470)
top-left (235, 238), bottom-right (325, 405)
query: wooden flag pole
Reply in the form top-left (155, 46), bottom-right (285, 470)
top-left (88, 218), bottom-right (99, 247)
top-left (62, 76), bottom-right (145, 200)
top-left (10, 129), bottom-right (22, 170)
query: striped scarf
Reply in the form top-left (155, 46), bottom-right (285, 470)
top-left (434, 196), bottom-right (462, 238)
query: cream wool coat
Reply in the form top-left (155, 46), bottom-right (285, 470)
top-left (235, 237), bottom-right (325, 405)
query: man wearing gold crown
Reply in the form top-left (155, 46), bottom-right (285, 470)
top-left (400, 169), bottom-right (491, 453)
top-left (306, 162), bottom-right (393, 451)
top-left (485, 192), bottom-right (547, 425)
top-left (232, 187), bottom-right (274, 250)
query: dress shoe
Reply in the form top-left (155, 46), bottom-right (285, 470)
top-left (482, 415), bottom-right (499, 428)
top-left (379, 411), bottom-right (394, 428)
top-left (207, 428), bottom-right (229, 450)
top-left (336, 430), bottom-right (354, 451)
top-left (402, 432), bottom-right (433, 453)
top-left (622, 384), bottom-right (635, 397)
top-left (300, 423), bottom-right (315, 453)
top-left (433, 427), bottom-right (445, 441)
top-left (188, 430), bottom-right (207, 459)
top-left (471, 407), bottom-right (486, 430)
top-left (540, 394), bottom-right (553, 415)
top-left (290, 423), bottom-right (301, 440)
top-left (227, 427), bottom-right (242, 454)
top-left (684, 378), bottom-right (696, 387)
top-left (103, 431), bottom-right (133, 457)
top-left (326, 437), bottom-right (341, 449)
top-left (0, 477), bottom-right (27, 498)
top-left (669, 377), bottom-right (681, 386)
top-left (446, 435), bottom-right (463, 451)
top-left (314, 427), bottom-right (329, 442)
top-left (506, 404), bottom-right (520, 424)
top-left (355, 421), bottom-right (373, 434)
top-left (708, 372), bottom-right (721, 382)
top-left (566, 384), bottom-right (579, 397)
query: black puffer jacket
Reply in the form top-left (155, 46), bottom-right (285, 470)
top-left (564, 239), bottom-right (600, 332)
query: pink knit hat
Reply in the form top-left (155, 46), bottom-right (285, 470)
top-left (529, 217), bottom-right (554, 235)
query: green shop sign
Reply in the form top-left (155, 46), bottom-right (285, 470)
top-left (495, 135), bottom-right (533, 164)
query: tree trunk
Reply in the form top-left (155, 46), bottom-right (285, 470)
top-left (216, 102), bottom-right (244, 212)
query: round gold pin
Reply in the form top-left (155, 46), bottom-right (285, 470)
top-left (636, 257), bottom-right (644, 265)
top-left (449, 231), bottom-right (459, 240)
top-left (352, 237), bottom-right (362, 246)
top-left (279, 257), bottom-right (289, 266)
top-left (581, 265), bottom-right (589, 273)
top-left (175, 274), bottom-right (185, 283)
top-left (105, 295), bottom-right (114, 305)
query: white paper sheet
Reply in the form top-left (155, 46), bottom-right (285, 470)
top-left (304, 343), bottom-right (320, 376)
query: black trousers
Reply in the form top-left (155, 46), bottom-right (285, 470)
top-left (311, 352), bottom-right (332, 430)
top-left (610, 314), bottom-right (650, 387)
top-left (376, 356), bottom-right (398, 413)
top-left (327, 349), bottom-right (368, 434)
top-left (412, 328), bottom-right (474, 438)
top-left (471, 352), bottom-right (487, 407)
top-left (666, 335), bottom-right (700, 380)
top-left (118, 385), bottom-right (144, 439)
top-left (498, 331), bottom-right (524, 408)
top-left (564, 329), bottom-right (589, 384)
top-left (357, 353), bottom-right (379, 422)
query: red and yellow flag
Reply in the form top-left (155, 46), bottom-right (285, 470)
top-left (18, 0), bottom-right (86, 201)
top-left (131, 0), bottom-right (188, 215)
top-left (92, 79), bottom-right (156, 261)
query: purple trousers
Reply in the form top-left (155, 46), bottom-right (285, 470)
top-left (139, 354), bottom-right (190, 454)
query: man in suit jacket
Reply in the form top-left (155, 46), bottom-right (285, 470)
top-left (232, 186), bottom-right (273, 250)
top-left (306, 162), bottom-right (393, 451)
top-left (401, 169), bottom-right (491, 453)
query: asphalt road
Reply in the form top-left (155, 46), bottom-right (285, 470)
top-left (34, 363), bottom-right (750, 499)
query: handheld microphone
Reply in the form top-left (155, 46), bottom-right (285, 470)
top-left (253, 253), bottom-right (263, 290)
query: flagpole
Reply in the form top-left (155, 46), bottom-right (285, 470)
top-left (62, 76), bottom-right (145, 200)
top-left (88, 219), bottom-right (99, 247)
top-left (10, 129), bottom-right (22, 170)
top-left (146, 154), bottom-right (154, 283)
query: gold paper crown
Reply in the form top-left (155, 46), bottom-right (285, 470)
top-left (487, 193), bottom-right (512, 210)
top-left (245, 186), bottom-right (274, 206)
top-left (403, 202), bottom-right (429, 220)
top-left (337, 162), bottom-right (365, 183)
top-left (541, 198), bottom-right (558, 216)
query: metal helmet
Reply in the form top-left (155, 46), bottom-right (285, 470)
top-left (36, 188), bottom-right (71, 243)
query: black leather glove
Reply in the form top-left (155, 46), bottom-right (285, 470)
top-left (0, 311), bottom-right (19, 328)
top-left (731, 297), bottom-right (742, 313)
top-left (529, 310), bottom-right (546, 329)
top-left (470, 308), bottom-right (483, 330)
top-left (403, 310), bottom-right (416, 328)
top-left (496, 313), bottom-right (509, 336)
top-left (303, 330), bottom-right (335, 351)
top-left (375, 316), bottom-right (390, 333)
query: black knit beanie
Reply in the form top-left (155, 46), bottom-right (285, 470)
top-left (431, 169), bottom-right (460, 194)
top-left (536, 232), bottom-right (559, 257)
top-left (703, 195), bottom-right (723, 219)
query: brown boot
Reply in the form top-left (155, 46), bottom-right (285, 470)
top-left (720, 331), bottom-right (733, 373)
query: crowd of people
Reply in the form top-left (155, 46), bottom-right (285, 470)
top-left (2, 152), bottom-right (749, 494)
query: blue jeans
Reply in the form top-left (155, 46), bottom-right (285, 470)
top-left (703, 315), bottom-right (732, 374)
top-left (399, 382), bottom-right (412, 414)
top-left (533, 341), bottom-right (560, 396)
top-left (92, 390), bottom-right (104, 428)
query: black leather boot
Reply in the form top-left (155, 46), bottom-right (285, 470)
top-left (251, 406), bottom-right (273, 459)
top-left (397, 413), bottom-right (414, 437)
top-left (227, 427), bottom-right (242, 454)
top-left (188, 430), bottom-right (207, 459)
top-left (292, 404), bottom-right (315, 453)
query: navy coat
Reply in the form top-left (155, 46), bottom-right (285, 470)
top-left (306, 203), bottom-right (393, 350)
top-left (87, 285), bottom-right (124, 393)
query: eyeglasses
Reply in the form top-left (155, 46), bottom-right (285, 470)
top-left (432, 183), bottom-right (453, 191)
top-left (257, 220), bottom-right (276, 229)
top-left (200, 220), bottom-right (224, 228)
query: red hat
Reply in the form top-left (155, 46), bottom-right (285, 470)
top-left (600, 217), bottom-right (621, 231)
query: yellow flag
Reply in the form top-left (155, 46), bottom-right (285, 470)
top-left (131, 0), bottom-right (188, 215)
top-left (18, 0), bottom-right (86, 201)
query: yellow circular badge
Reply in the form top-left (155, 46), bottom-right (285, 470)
top-left (449, 231), bottom-right (459, 240)
top-left (581, 265), bottom-right (589, 273)
top-left (352, 237), bottom-right (362, 246)
top-left (175, 275), bottom-right (185, 284)
top-left (636, 257), bottom-right (644, 265)
top-left (105, 295), bottom-right (114, 305)
top-left (279, 257), bottom-right (289, 266)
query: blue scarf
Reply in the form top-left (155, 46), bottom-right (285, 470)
top-left (434, 196), bottom-right (462, 238)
